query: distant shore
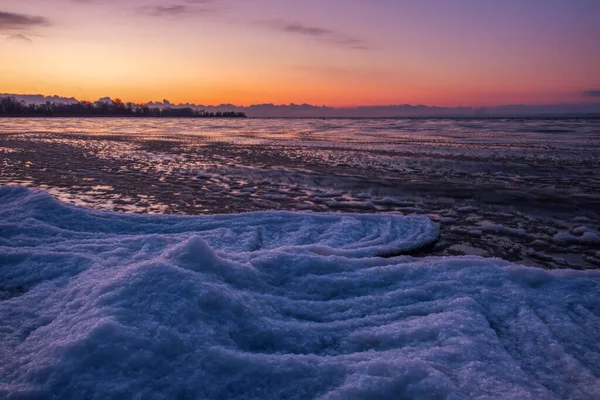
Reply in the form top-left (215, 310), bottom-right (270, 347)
top-left (0, 96), bottom-right (246, 118)
top-left (0, 115), bottom-right (248, 119)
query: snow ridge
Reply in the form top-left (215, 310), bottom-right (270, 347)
top-left (0, 187), bottom-right (599, 399)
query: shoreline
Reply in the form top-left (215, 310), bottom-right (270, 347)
top-left (1, 118), bottom-right (598, 270)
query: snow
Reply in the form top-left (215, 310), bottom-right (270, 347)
top-left (481, 223), bottom-right (530, 238)
top-left (1, 186), bottom-right (600, 399)
top-left (554, 228), bottom-right (600, 245)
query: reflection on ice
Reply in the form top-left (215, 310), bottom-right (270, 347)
top-left (0, 118), bottom-right (599, 269)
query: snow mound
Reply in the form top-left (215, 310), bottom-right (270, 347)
top-left (1, 187), bottom-right (600, 399)
top-left (0, 186), bottom-right (438, 258)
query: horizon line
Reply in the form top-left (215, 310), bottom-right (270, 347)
top-left (3, 93), bottom-right (600, 110)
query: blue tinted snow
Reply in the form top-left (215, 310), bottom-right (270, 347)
top-left (0, 187), bottom-right (599, 399)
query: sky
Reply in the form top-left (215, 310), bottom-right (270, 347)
top-left (1, 0), bottom-right (599, 107)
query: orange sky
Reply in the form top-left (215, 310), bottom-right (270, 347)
top-left (1, 0), bottom-right (599, 106)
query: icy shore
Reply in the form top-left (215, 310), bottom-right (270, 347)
top-left (1, 187), bottom-right (599, 399)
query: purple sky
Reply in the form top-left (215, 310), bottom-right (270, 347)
top-left (1, 0), bottom-right (599, 106)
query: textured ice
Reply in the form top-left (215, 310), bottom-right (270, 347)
top-left (554, 227), bottom-right (600, 245)
top-left (1, 187), bottom-right (600, 399)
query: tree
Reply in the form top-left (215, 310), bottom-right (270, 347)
top-left (0, 97), bottom-right (247, 118)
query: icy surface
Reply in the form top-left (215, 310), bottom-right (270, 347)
top-left (1, 187), bottom-right (600, 399)
top-left (2, 117), bottom-right (599, 269)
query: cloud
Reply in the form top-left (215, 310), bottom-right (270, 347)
top-left (71, 0), bottom-right (216, 3)
top-left (0, 11), bottom-right (50, 31)
top-left (583, 90), bottom-right (600, 98)
top-left (140, 5), bottom-right (190, 16)
top-left (6, 33), bottom-right (33, 43)
top-left (282, 23), bottom-right (330, 37)
top-left (137, 1), bottom-right (219, 17)
top-left (137, 5), bottom-right (215, 17)
top-left (261, 20), bottom-right (370, 50)
top-left (70, 0), bottom-right (218, 9)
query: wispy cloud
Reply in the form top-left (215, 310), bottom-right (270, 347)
top-left (6, 33), bottom-right (33, 43)
top-left (138, 1), bottom-right (219, 17)
top-left (71, 0), bottom-right (217, 3)
top-left (261, 20), bottom-right (370, 50)
top-left (140, 5), bottom-right (190, 16)
top-left (583, 89), bottom-right (600, 98)
top-left (0, 11), bottom-right (50, 31)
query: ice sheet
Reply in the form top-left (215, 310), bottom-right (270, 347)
top-left (1, 187), bottom-right (599, 399)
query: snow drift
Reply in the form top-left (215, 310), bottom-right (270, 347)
top-left (0, 186), bottom-right (599, 399)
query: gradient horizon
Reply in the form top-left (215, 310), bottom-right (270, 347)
top-left (1, 0), bottom-right (599, 107)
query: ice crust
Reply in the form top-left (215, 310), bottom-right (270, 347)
top-left (1, 187), bottom-right (599, 399)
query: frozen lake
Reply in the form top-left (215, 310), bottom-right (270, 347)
top-left (1, 117), bottom-right (599, 269)
top-left (1, 186), bottom-right (599, 399)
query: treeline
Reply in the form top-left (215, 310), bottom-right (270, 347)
top-left (0, 97), bottom-right (246, 118)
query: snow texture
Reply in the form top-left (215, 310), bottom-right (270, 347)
top-left (1, 187), bottom-right (599, 399)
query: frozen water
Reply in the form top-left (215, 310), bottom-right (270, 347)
top-left (1, 117), bottom-right (599, 269)
top-left (1, 187), bottom-right (599, 399)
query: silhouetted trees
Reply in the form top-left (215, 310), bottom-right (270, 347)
top-left (0, 97), bottom-right (246, 118)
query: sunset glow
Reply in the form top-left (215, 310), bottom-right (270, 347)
top-left (1, 0), bottom-right (599, 106)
